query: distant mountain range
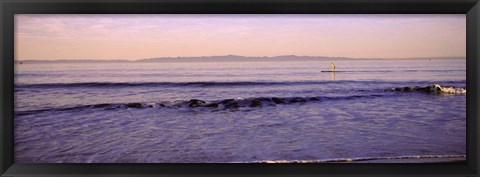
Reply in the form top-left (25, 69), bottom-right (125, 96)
top-left (16, 55), bottom-right (466, 64)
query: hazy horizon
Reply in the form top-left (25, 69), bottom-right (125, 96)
top-left (15, 14), bottom-right (466, 60)
top-left (15, 54), bottom-right (466, 62)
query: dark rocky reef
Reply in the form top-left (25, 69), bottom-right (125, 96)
top-left (126, 103), bottom-right (143, 108)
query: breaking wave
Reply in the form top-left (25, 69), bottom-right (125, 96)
top-left (15, 94), bottom-right (385, 116)
top-left (15, 84), bottom-right (466, 116)
top-left (390, 84), bottom-right (466, 94)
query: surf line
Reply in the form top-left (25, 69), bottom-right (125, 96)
top-left (251, 155), bottom-right (467, 163)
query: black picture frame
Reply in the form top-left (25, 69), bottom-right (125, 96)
top-left (1, 0), bottom-right (479, 176)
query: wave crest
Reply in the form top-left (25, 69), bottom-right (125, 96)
top-left (390, 84), bottom-right (466, 94)
top-left (15, 94), bottom-right (384, 116)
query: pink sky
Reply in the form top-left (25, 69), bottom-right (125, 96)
top-left (15, 14), bottom-right (465, 60)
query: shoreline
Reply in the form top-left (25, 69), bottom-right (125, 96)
top-left (256, 155), bottom-right (467, 163)
top-left (343, 157), bottom-right (466, 163)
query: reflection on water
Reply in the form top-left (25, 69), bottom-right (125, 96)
top-left (14, 59), bottom-right (466, 163)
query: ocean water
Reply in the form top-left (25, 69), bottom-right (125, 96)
top-left (14, 59), bottom-right (466, 163)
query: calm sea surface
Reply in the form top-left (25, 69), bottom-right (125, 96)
top-left (14, 59), bottom-right (466, 163)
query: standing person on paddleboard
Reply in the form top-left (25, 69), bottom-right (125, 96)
top-left (331, 63), bottom-right (335, 72)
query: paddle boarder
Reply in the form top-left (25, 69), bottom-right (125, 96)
top-left (331, 63), bottom-right (335, 72)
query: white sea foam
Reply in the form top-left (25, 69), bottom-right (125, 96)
top-left (246, 155), bottom-right (466, 163)
top-left (391, 84), bottom-right (466, 94)
top-left (434, 84), bottom-right (466, 94)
